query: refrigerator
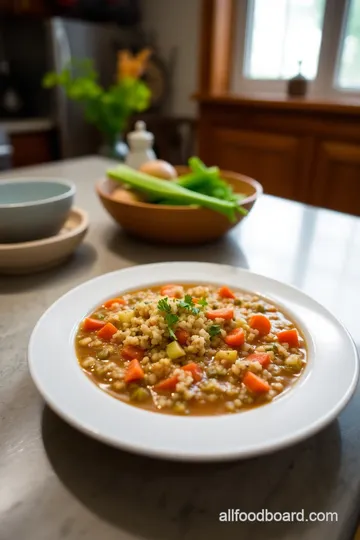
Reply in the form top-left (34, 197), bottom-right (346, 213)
top-left (48, 17), bottom-right (124, 158)
top-left (0, 1), bottom-right (141, 159)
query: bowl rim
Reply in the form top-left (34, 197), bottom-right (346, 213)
top-left (0, 178), bottom-right (76, 209)
top-left (0, 207), bottom-right (88, 251)
top-left (96, 169), bottom-right (263, 211)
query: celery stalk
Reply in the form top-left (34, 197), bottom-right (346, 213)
top-left (107, 165), bottom-right (246, 222)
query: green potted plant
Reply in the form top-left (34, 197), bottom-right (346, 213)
top-left (43, 49), bottom-right (152, 159)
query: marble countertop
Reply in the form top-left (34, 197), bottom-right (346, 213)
top-left (1, 157), bottom-right (360, 540)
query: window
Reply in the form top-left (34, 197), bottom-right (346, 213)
top-left (337, 0), bottom-right (360, 89)
top-left (233, 0), bottom-right (360, 96)
top-left (245, 0), bottom-right (326, 80)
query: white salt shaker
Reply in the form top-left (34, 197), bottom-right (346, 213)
top-left (125, 120), bottom-right (156, 169)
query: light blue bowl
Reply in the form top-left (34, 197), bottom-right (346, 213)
top-left (0, 179), bottom-right (75, 243)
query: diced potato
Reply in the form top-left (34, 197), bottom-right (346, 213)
top-left (285, 354), bottom-right (303, 371)
top-left (166, 341), bottom-right (186, 360)
top-left (215, 350), bottom-right (238, 363)
top-left (118, 310), bottom-right (135, 324)
top-left (79, 337), bottom-right (92, 346)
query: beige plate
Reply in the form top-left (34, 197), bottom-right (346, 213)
top-left (0, 207), bottom-right (88, 275)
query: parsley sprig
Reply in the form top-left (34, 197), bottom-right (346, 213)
top-left (178, 294), bottom-right (208, 315)
top-left (157, 297), bottom-right (179, 340)
top-left (178, 294), bottom-right (200, 315)
top-left (209, 324), bottom-right (221, 338)
top-left (157, 294), bottom-right (209, 341)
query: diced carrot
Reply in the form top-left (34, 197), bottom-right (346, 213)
top-left (103, 297), bottom-right (126, 308)
top-left (277, 328), bottom-right (299, 348)
top-left (122, 345), bottom-right (144, 361)
top-left (83, 317), bottom-right (106, 331)
top-left (182, 362), bottom-right (203, 382)
top-left (97, 322), bottom-right (118, 340)
top-left (225, 327), bottom-right (245, 347)
top-left (124, 359), bottom-right (145, 383)
top-left (206, 307), bottom-right (234, 320)
top-left (218, 286), bottom-right (236, 299)
top-left (160, 284), bottom-right (183, 298)
top-left (243, 371), bottom-right (270, 393)
top-left (175, 328), bottom-right (190, 345)
top-left (249, 314), bottom-right (271, 335)
top-left (246, 352), bottom-right (271, 368)
top-left (154, 375), bottom-right (179, 392)
top-left (192, 298), bottom-right (199, 304)
top-left (155, 363), bottom-right (203, 392)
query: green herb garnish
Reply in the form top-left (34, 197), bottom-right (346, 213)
top-left (157, 298), bottom-right (179, 339)
top-left (198, 297), bottom-right (208, 308)
top-left (165, 313), bottom-right (179, 340)
top-left (178, 294), bottom-right (200, 315)
top-left (209, 324), bottom-right (221, 338)
top-left (157, 297), bottom-right (172, 313)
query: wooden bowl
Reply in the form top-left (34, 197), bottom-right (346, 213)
top-left (0, 207), bottom-right (88, 274)
top-left (96, 167), bottom-right (262, 244)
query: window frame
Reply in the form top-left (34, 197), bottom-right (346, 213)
top-left (231, 0), bottom-right (359, 97)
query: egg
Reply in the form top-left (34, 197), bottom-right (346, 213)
top-left (139, 160), bottom-right (177, 180)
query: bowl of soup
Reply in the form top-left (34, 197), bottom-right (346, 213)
top-left (76, 282), bottom-right (306, 416)
top-left (28, 262), bottom-right (358, 461)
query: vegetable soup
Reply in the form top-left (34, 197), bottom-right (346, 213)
top-left (75, 284), bottom-right (307, 415)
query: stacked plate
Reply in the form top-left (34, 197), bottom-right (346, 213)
top-left (0, 178), bottom-right (88, 274)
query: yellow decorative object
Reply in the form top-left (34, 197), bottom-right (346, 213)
top-left (117, 49), bottom-right (152, 81)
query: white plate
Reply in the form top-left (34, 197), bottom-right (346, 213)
top-left (28, 262), bottom-right (359, 461)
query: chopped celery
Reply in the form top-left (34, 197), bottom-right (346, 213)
top-left (107, 164), bottom-right (247, 222)
top-left (130, 387), bottom-right (150, 402)
top-left (176, 157), bottom-right (245, 203)
top-left (285, 355), bottom-right (303, 371)
top-left (97, 348), bottom-right (110, 360)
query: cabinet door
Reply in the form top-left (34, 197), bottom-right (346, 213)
top-left (311, 141), bottom-right (360, 216)
top-left (0, 0), bottom-right (47, 15)
top-left (11, 132), bottom-right (55, 168)
top-left (199, 127), bottom-right (311, 201)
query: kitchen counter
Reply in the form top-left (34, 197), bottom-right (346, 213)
top-left (1, 157), bottom-right (360, 540)
top-left (0, 117), bottom-right (55, 135)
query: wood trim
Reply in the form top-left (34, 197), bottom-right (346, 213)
top-left (198, 0), bottom-right (236, 94)
top-left (354, 524), bottom-right (360, 540)
top-left (198, 0), bottom-right (215, 93)
top-left (195, 92), bottom-right (360, 116)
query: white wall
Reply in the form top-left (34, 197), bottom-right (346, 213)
top-left (141, 0), bottom-right (201, 117)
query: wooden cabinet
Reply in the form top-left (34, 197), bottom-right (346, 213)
top-left (0, 0), bottom-right (48, 16)
top-left (10, 130), bottom-right (58, 168)
top-left (311, 141), bottom-right (360, 215)
top-left (204, 127), bottom-right (312, 201)
top-left (196, 95), bottom-right (360, 216)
